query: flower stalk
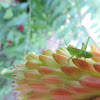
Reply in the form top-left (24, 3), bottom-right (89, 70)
top-left (13, 46), bottom-right (100, 100)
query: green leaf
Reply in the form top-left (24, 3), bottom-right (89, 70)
top-left (90, 23), bottom-right (98, 29)
top-left (58, 14), bottom-right (67, 26)
top-left (0, 0), bottom-right (11, 8)
top-left (18, 3), bottom-right (28, 11)
top-left (0, 68), bottom-right (14, 79)
top-left (7, 13), bottom-right (28, 26)
top-left (3, 8), bottom-right (13, 19)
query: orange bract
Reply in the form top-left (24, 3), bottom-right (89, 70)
top-left (94, 63), bottom-right (100, 73)
top-left (91, 46), bottom-right (100, 53)
top-left (91, 46), bottom-right (100, 62)
top-left (72, 58), bottom-right (96, 71)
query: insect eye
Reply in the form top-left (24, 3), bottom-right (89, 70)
top-left (66, 47), bottom-right (68, 50)
top-left (67, 48), bottom-right (69, 50)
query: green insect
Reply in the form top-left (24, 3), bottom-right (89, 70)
top-left (66, 36), bottom-right (100, 61)
top-left (66, 37), bottom-right (93, 60)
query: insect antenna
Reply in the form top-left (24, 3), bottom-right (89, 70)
top-left (89, 36), bottom-right (100, 51)
top-left (37, 35), bottom-right (62, 45)
top-left (59, 27), bottom-right (68, 46)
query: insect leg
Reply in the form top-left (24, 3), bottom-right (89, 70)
top-left (84, 37), bottom-right (100, 52)
top-left (88, 37), bottom-right (100, 51)
top-left (81, 43), bottom-right (85, 51)
top-left (82, 38), bottom-right (90, 67)
top-left (82, 42), bottom-right (87, 60)
top-left (84, 37), bottom-right (90, 52)
top-left (67, 55), bottom-right (74, 64)
top-left (78, 43), bottom-right (85, 57)
top-left (79, 43), bottom-right (87, 62)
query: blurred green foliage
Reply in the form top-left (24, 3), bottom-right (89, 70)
top-left (0, 0), bottom-right (100, 99)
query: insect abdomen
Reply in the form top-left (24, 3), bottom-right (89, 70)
top-left (78, 51), bottom-right (93, 58)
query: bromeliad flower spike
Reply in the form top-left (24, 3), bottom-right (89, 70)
top-left (13, 45), bottom-right (100, 100)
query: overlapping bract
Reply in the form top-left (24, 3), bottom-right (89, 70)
top-left (14, 46), bottom-right (100, 100)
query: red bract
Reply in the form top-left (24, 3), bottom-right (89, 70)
top-left (0, 54), bottom-right (7, 57)
top-left (18, 25), bottom-right (24, 32)
top-left (0, 42), bottom-right (3, 47)
top-left (8, 40), bottom-right (12, 46)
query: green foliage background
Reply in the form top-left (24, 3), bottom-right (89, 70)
top-left (0, 0), bottom-right (100, 99)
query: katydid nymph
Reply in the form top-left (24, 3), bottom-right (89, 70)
top-left (60, 29), bottom-right (96, 60)
top-left (66, 37), bottom-right (100, 61)
top-left (66, 37), bottom-right (93, 60)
